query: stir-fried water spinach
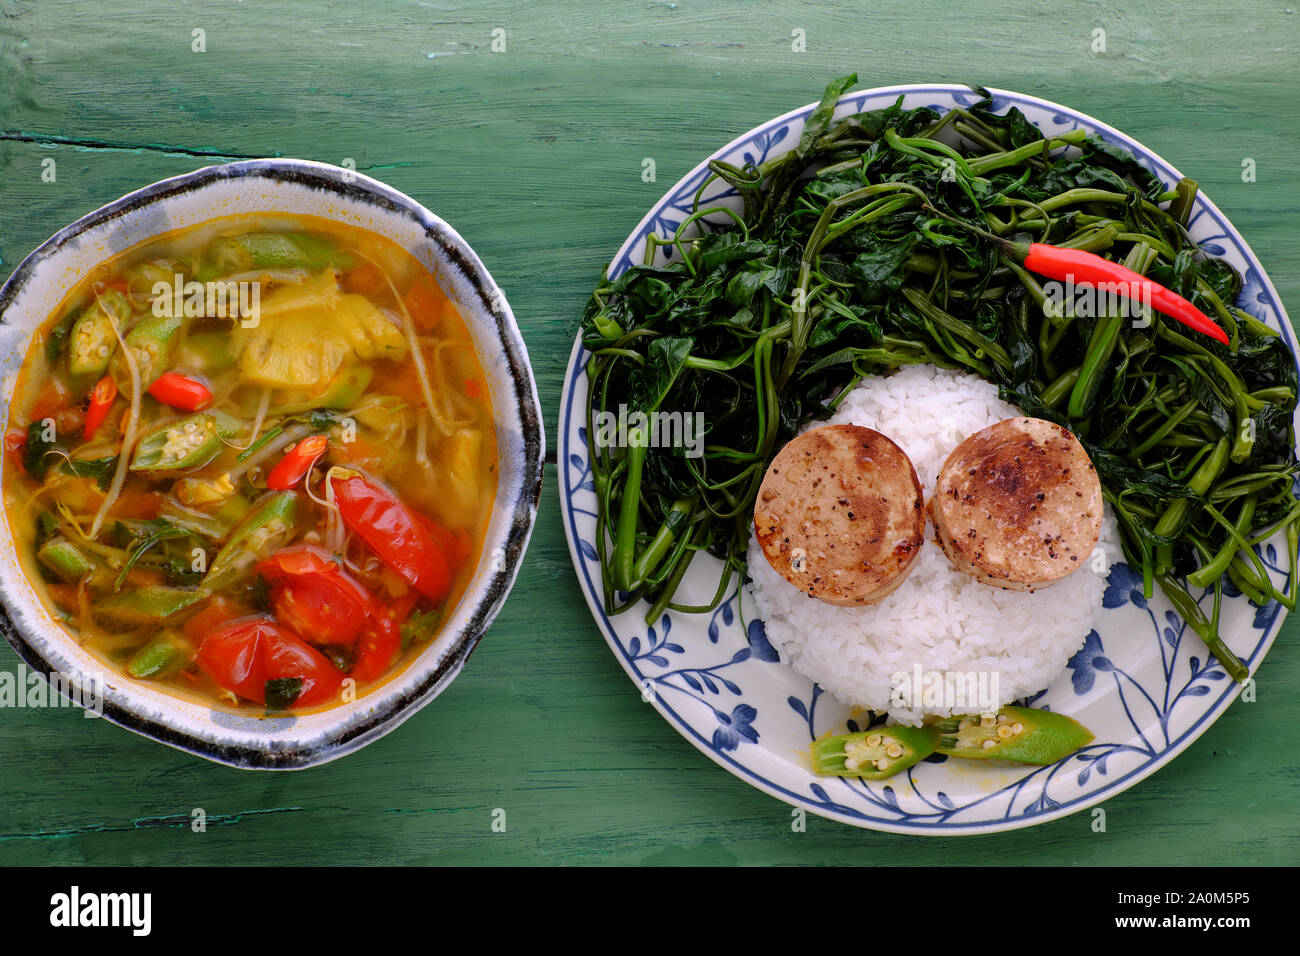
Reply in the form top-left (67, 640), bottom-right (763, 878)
top-left (580, 74), bottom-right (1299, 681)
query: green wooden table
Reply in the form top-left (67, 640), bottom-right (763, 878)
top-left (1, 0), bottom-right (1297, 865)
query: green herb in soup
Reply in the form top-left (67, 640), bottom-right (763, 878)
top-left (3, 215), bottom-right (497, 712)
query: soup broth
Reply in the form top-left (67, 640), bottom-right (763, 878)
top-left (3, 214), bottom-right (497, 713)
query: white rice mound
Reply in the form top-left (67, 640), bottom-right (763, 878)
top-left (746, 364), bottom-right (1118, 724)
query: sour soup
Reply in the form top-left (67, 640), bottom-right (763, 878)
top-left (3, 215), bottom-right (497, 712)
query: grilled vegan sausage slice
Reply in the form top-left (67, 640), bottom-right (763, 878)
top-left (754, 424), bottom-right (925, 606)
top-left (929, 417), bottom-right (1102, 591)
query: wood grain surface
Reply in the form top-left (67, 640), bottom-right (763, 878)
top-left (1, 0), bottom-right (1297, 865)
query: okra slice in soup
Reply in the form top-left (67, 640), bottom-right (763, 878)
top-left (126, 634), bottom-right (190, 679)
top-left (202, 490), bottom-right (299, 590)
top-left (36, 537), bottom-right (96, 584)
top-left (275, 365), bottom-right (373, 416)
top-left (130, 411), bottom-right (244, 471)
top-left (231, 234), bottom-right (311, 268)
top-left (93, 586), bottom-right (207, 629)
top-left (114, 312), bottom-right (184, 386)
top-left (198, 233), bottom-right (347, 280)
top-left (67, 289), bottom-right (131, 380)
top-left (173, 330), bottom-right (235, 373)
top-left (935, 706), bottom-right (1093, 764)
top-left (810, 725), bottom-right (940, 779)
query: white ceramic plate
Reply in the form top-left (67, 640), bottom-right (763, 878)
top-left (558, 84), bottom-right (1295, 833)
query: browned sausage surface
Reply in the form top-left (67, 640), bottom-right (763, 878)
top-left (928, 416), bottom-right (1102, 591)
top-left (754, 424), bottom-right (924, 606)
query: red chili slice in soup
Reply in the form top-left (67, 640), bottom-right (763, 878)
top-left (147, 371), bottom-right (213, 411)
top-left (328, 469), bottom-right (451, 602)
top-left (4, 430), bottom-right (26, 466)
top-left (266, 434), bottom-right (328, 491)
top-left (196, 616), bottom-right (343, 708)
top-left (256, 543), bottom-right (374, 646)
top-left (83, 375), bottom-right (117, 440)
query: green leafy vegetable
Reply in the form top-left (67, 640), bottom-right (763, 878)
top-left (400, 608), bottom-right (442, 651)
top-left (113, 520), bottom-right (193, 592)
top-left (23, 421), bottom-right (65, 482)
top-left (579, 74), bottom-right (1299, 682)
top-left (264, 677), bottom-right (304, 709)
top-left (62, 456), bottom-right (118, 491)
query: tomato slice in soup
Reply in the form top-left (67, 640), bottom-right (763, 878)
top-left (352, 590), bottom-right (419, 684)
top-left (327, 470), bottom-right (452, 603)
top-left (256, 543), bottom-right (376, 646)
top-left (196, 616), bottom-right (343, 708)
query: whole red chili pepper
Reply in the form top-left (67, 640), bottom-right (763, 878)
top-left (1019, 242), bottom-right (1228, 346)
top-left (924, 205), bottom-right (1230, 345)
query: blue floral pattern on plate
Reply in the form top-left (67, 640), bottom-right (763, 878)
top-left (558, 84), bottom-right (1295, 833)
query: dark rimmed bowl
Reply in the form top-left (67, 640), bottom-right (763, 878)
top-left (0, 159), bottom-right (544, 768)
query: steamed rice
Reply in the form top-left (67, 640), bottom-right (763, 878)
top-left (746, 364), bottom-right (1117, 724)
